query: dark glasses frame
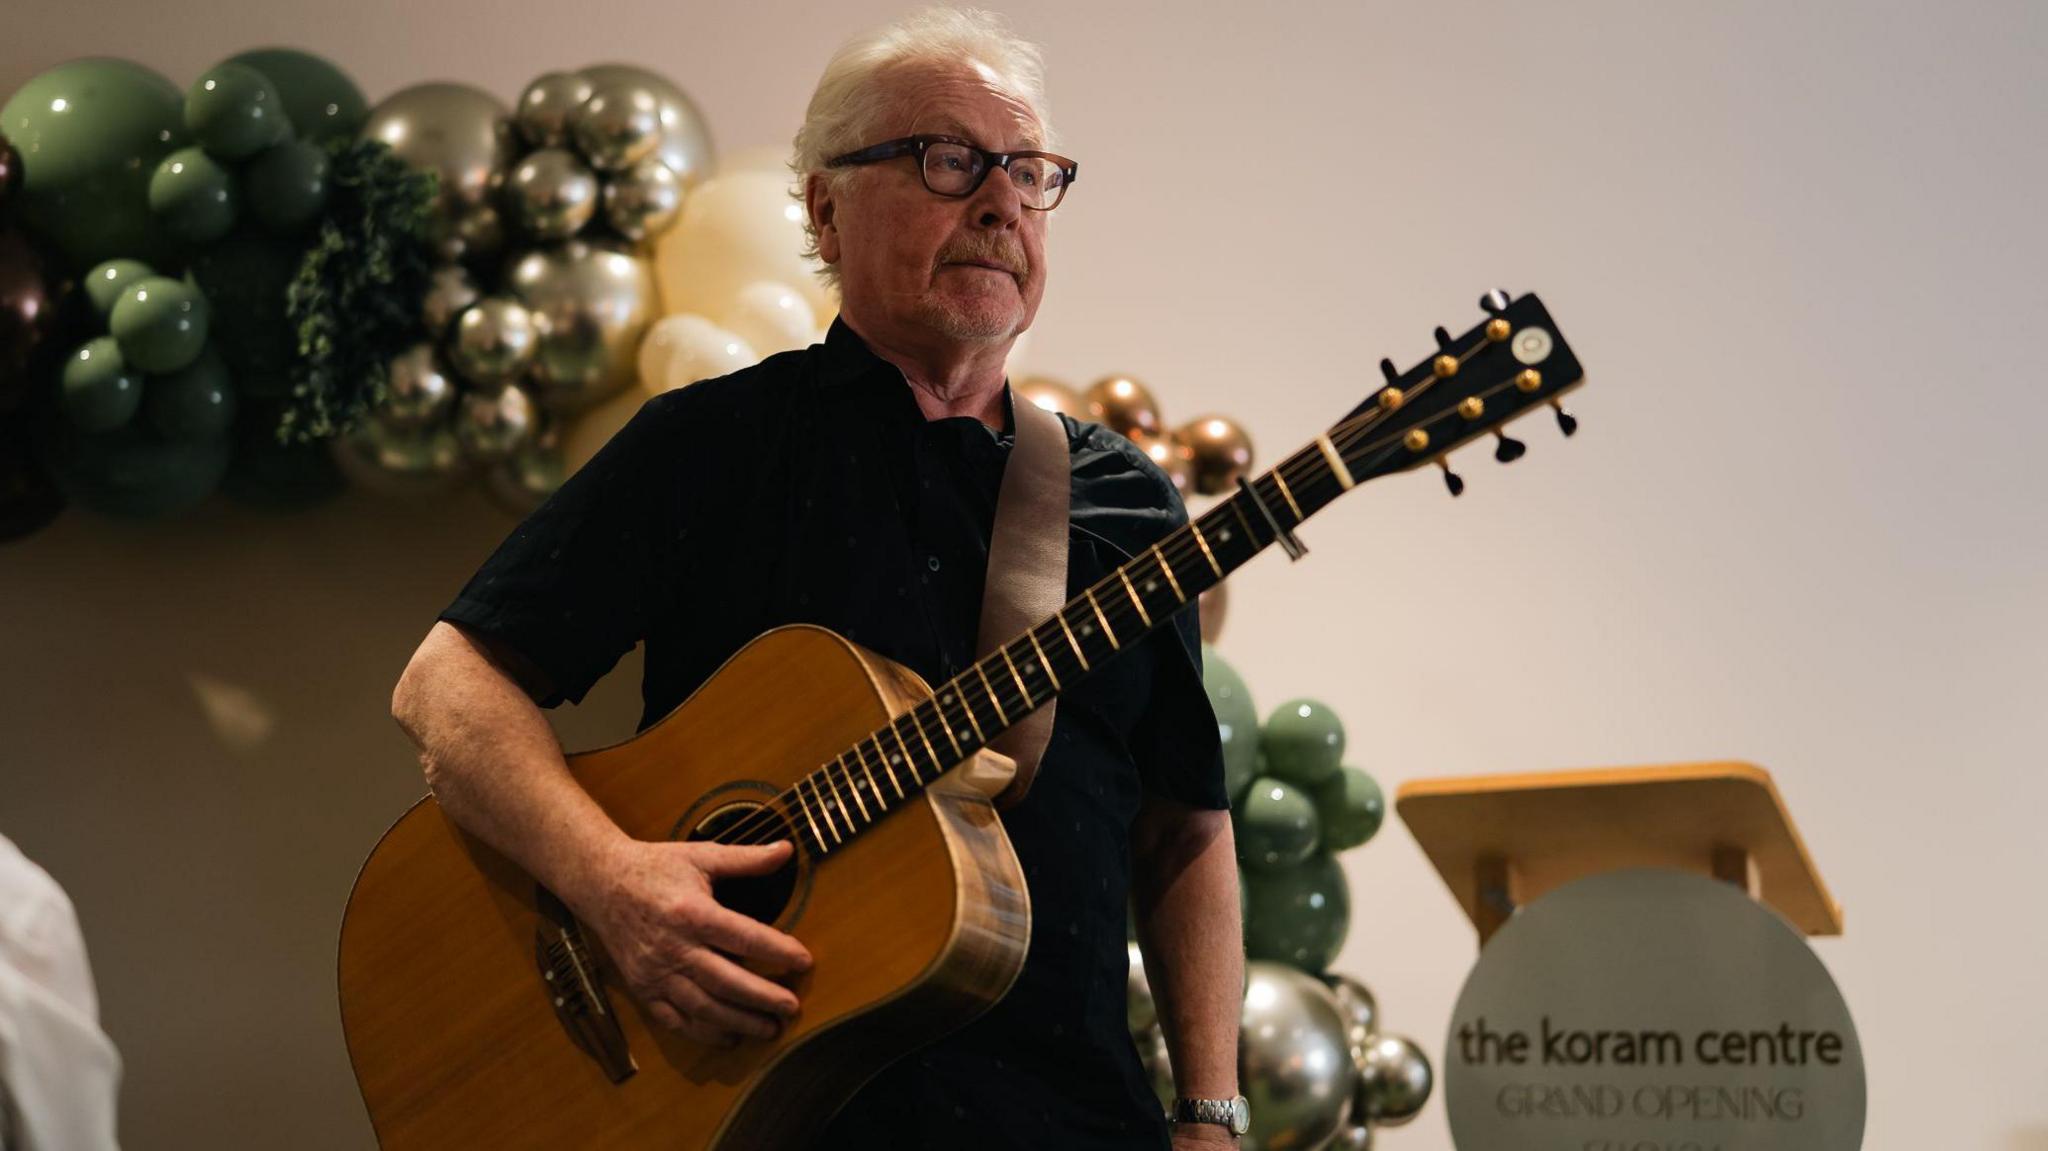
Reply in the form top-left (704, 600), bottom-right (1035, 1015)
top-left (826, 134), bottom-right (1078, 211)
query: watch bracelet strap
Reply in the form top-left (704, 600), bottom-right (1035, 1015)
top-left (1168, 1096), bottom-right (1237, 1127)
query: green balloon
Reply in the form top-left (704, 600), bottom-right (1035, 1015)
top-left (1242, 852), bottom-right (1349, 973)
top-left (1236, 775), bottom-right (1321, 872)
top-left (145, 345), bottom-right (235, 440)
top-left (1202, 644), bottom-right (1261, 802)
top-left (0, 58), bottom-right (187, 271)
top-left (148, 146), bottom-right (238, 245)
top-left (110, 275), bottom-right (209, 373)
top-left (59, 336), bottom-right (143, 432)
top-left (185, 63), bottom-right (291, 160)
top-left (1263, 698), bottom-right (1346, 787)
top-left (1311, 766), bottom-right (1385, 852)
top-left (52, 423), bottom-right (232, 518)
top-left (83, 259), bottom-right (154, 318)
top-left (226, 48), bottom-right (368, 144)
top-left (241, 138), bottom-right (329, 235)
top-left (186, 232), bottom-right (296, 388)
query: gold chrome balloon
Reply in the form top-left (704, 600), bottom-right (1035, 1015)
top-left (1014, 374), bottom-right (1083, 420)
top-left (581, 63), bottom-right (715, 190)
top-left (1178, 414), bottom-right (1254, 495)
top-left (571, 82), bottom-right (662, 173)
top-left (506, 147), bottom-right (598, 241)
top-left (454, 381), bottom-right (538, 462)
top-left (1126, 427), bottom-right (1192, 496)
top-left (1240, 962), bottom-right (1357, 1151)
top-left (514, 71), bottom-right (593, 149)
top-left (602, 155), bottom-right (683, 244)
top-left (448, 296), bottom-right (538, 385)
top-left (359, 82), bottom-right (515, 219)
top-left (1083, 374), bottom-right (1161, 438)
top-left (508, 239), bottom-right (658, 413)
top-left (420, 264), bottom-right (480, 338)
top-left (381, 341), bottom-right (458, 429)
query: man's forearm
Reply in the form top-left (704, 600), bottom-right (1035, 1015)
top-left (391, 621), bottom-right (627, 902)
top-left (1132, 801), bottom-right (1243, 1101)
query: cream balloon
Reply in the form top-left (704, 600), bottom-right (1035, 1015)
top-left (654, 170), bottom-right (832, 321)
top-left (647, 313), bottom-right (756, 392)
top-left (719, 281), bottom-right (816, 357)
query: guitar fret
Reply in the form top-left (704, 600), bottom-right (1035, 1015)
top-left (793, 781), bottom-right (829, 849)
top-left (1190, 522), bottom-right (1223, 577)
top-left (1272, 471), bottom-right (1304, 520)
top-left (1057, 612), bottom-right (1091, 670)
top-left (974, 662), bottom-right (1011, 726)
top-left (1152, 544), bottom-right (1184, 602)
top-left (907, 712), bottom-right (943, 776)
top-left (803, 776), bottom-right (842, 845)
top-left (928, 699), bottom-right (962, 758)
top-left (1085, 587), bottom-right (1120, 650)
top-left (1000, 647), bottom-right (1034, 709)
top-left (840, 754), bottom-right (873, 823)
top-left (1118, 568), bottom-right (1152, 627)
top-left (950, 687), bottom-right (988, 743)
top-left (860, 738), bottom-right (903, 799)
top-left (1227, 499), bottom-right (1256, 550)
top-left (1027, 629), bottom-right (1061, 690)
top-left (886, 725), bottom-right (921, 785)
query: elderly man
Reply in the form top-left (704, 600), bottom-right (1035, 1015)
top-left (392, 8), bottom-right (1246, 1149)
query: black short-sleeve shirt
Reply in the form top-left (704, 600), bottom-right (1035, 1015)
top-left (439, 317), bottom-right (1229, 1150)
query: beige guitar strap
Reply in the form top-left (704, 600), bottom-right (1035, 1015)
top-left (974, 389), bottom-right (1070, 811)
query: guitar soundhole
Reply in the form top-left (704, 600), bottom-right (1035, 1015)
top-left (687, 802), bottom-right (800, 926)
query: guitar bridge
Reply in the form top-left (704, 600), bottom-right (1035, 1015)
top-left (534, 887), bottom-right (636, 1084)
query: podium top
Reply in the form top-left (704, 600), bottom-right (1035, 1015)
top-left (1396, 761), bottom-right (1843, 937)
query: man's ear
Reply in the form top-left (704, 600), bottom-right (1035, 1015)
top-left (806, 173), bottom-right (841, 266)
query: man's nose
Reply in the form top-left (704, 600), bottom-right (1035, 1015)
top-left (969, 164), bottom-right (1024, 228)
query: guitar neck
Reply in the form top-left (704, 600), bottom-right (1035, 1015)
top-left (782, 442), bottom-right (1348, 858)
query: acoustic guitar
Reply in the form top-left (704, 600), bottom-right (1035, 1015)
top-left (337, 291), bottom-right (1585, 1147)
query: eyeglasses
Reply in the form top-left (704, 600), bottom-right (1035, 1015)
top-left (827, 134), bottom-right (1078, 211)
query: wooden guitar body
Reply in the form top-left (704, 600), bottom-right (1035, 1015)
top-left (338, 625), bottom-right (1032, 1149)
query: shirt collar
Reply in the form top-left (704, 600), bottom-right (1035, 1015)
top-left (818, 315), bottom-right (1016, 443)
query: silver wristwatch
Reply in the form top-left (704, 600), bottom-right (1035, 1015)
top-left (1168, 1094), bottom-right (1250, 1135)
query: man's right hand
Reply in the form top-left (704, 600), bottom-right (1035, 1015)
top-left (563, 837), bottom-right (814, 1048)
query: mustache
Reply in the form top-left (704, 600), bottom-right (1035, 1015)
top-left (936, 237), bottom-right (1029, 276)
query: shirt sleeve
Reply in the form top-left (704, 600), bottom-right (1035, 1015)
top-left (438, 390), bottom-right (691, 707)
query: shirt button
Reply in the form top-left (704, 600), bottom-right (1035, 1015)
top-left (927, 555), bottom-right (942, 572)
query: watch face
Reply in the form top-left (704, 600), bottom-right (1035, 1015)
top-left (1230, 1095), bottom-right (1250, 1134)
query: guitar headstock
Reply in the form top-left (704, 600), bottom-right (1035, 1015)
top-left (1335, 291), bottom-right (1584, 495)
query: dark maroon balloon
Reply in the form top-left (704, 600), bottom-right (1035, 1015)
top-left (0, 228), bottom-right (54, 412)
top-left (0, 132), bottom-right (18, 205)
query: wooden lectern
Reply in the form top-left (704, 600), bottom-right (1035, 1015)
top-left (1396, 761), bottom-right (1842, 944)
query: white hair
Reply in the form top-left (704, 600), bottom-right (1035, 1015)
top-left (790, 7), bottom-right (1055, 290)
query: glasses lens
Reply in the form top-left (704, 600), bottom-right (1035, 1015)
top-left (1008, 156), bottom-right (1066, 210)
top-left (922, 142), bottom-right (983, 195)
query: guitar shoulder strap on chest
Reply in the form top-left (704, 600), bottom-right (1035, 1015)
top-left (973, 392), bottom-right (1070, 811)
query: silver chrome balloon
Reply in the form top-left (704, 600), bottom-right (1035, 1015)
top-left (454, 381), bottom-right (538, 462)
top-left (334, 413), bottom-right (466, 494)
top-left (483, 418), bottom-right (564, 514)
top-left (580, 63), bottom-right (715, 189)
top-left (381, 342), bottom-right (458, 429)
top-left (1240, 961), bottom-right (1355, 1151)
top-left (506, 147), bottom-right (598, 242)
top-left (1356, 1033), bottom-right (1432, 1128)
top-left (602, 156), bottom-right (683, 244)
top-left (507, 239), bottom-right (657, 413)
top-left (1329, 1124), bottom-right (1375, 1150)
top-left (420, 264), bottom-right (481, 338)
top-left (358, 82), bottom-right (515, 219)
top-left (571, 82), bottom-right (662, 172)
top-left (449, 297), bottom-right (538, 386)
top-left (514, 71), bottom-right (593, 149)
top-left (1321, 973), bottom-right (1380, 1066)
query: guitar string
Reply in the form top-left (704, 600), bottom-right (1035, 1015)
top-left (699, 359), bottom-right (1502, 853)
top-left (701, 343), bottom-right (1526, 852)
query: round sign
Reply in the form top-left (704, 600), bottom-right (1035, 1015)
top-left (1445, 868), bottom-right (1865, 1150)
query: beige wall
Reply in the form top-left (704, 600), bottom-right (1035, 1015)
top-left (4, 1), bottom-right (2044, 1148)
